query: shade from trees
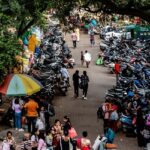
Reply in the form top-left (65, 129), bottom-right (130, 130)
top-left (81, 0), bottom-right (150, 23)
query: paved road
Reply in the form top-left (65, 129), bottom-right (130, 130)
top-left (54, 33), bottom-right (143, 150)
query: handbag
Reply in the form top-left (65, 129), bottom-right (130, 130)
top-left (69, 127), bottom-right (77, 138)
top-left (92, 135), bottom-right (101, 150)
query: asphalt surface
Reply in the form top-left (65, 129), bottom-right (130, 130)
top-left (53, 33), bottom-right (143, 150)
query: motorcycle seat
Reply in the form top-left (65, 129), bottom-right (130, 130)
top-left (115, 89), bottom-right (123, 92)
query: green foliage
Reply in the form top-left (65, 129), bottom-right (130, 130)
top-left (48, 0), bottom-right (77, 23)
top-left (0, 33), bottom-right (22, 83)
top-left (0, 0), bottom-right (48, 83)
top-left (81, 0), bottom-right (150, 22)
top-left (0, 0), bottom-right (49, 37)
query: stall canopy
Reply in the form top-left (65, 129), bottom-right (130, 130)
top-left (0, 74), bottom-right (43, 96)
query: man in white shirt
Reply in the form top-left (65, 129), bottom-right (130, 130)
top-left (84, 50), bottom-right (92, 68)
top-left (36, 117), bottom-right (45, 131)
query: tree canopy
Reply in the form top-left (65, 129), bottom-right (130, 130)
top-left (0, 0), bottom-right (48, 37)
top-left (0, 0), bottom-right (150, 37)
top-left (81, 0), bottom-right (150, 23)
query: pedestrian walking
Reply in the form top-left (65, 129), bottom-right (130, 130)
top-left (89, 28), bottom-right (95, 46)
top-left (104, 127), bottom-right (115, 144)
top-left (24, 97), bottom-right (39, 133)
top-left (72, 70), bottom-right (80, 98)
top-left (12, 98), bottom-right (23, 131)
top-left (114, 59), bottom-right (121, 85)
top-left (75, 27), bottom-right (80, 42)
top-left (80, 71), bottom-right (89, 100)
top-left (71, 31), bottom-right (77, 48)
top-left (81, 51), bottom-right (84, 66)
top-left (84, 51), bottom-right (91, 68)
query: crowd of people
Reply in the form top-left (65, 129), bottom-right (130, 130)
top-left (1, 114), bottom-right (95, 150)
top-left (71, 27), bottom-right (95, 49)
top-left (2, 117), bottom-right (118, 150)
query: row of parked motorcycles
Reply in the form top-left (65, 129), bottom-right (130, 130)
top-left (99, 38), bottom-right (150, 136)
top-left (30, 26), bottom-right (71, 101)
top-left (1, 26), bottom-right (71, 127)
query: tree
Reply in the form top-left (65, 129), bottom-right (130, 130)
top-left (49, 0), bottom-right (77, 23)
top-left (81, 0), bottom-right (150, 23)
top-left (0, 0), bottom-right (49, 83)
top-left (0, 33), bottom-right (22, 83)
top-left (0, 0), bottom-right (48, 37)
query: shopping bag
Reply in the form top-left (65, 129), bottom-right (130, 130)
top-left (92, 135), bottom-right (101, 150)
top-left (69, 127), bottom-right (77, 138)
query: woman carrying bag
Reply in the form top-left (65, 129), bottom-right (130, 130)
top-left (60, 130), bottom-right (74, 150)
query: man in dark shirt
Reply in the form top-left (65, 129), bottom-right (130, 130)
top-left (129, 94), bottom-right (141, 112)
top-left (72, 70), bottom-right (80, 98)
top-left (122, 65), bottom-right (133, 77)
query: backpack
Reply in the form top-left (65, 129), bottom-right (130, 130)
top-left (97, 106), bottom-right (103, 119)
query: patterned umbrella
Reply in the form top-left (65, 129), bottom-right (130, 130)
top-left (0, 74), bottom-right (43, 96)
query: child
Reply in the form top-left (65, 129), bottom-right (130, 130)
top-left (31, 129), bottom-right (38, 150)
top-left (46, 128), bottom-right (53, 150)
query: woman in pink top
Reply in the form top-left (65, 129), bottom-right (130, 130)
top-left (71, 31), bottom-right (77, 48)
top-left (12, 98), bottom-right (22, 130)
top-left (37, 131), bottom-right (47, 150)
